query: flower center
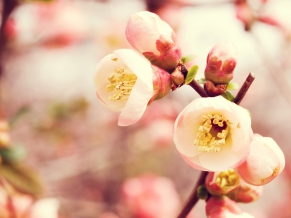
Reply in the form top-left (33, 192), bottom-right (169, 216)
top-left (106, 67), bottom-right (137, 101)
top-left (194, 113), bottom-right (231, 152)
top-left (216, 169), bottom-right (240, 188)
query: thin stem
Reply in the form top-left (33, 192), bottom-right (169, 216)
top-left (189, 80), bottom-right (209, 97)
top-left (234, 72), bottom-right (255, 104)
top-left (177, 171), bottom-right (208, 218)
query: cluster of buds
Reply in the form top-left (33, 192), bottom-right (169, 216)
top-left (94, 11), bottom-right (182, 126)
top-left (93, 10), bottom-right (286, 218)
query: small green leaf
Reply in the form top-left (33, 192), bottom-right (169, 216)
top-left (227, 82), bottom-right (240, 90)
top-left (185, 65), bottom-right (199, 85)
top-left (197, 185), bottom-right (209, 200)
top-left (9, 106), bottom-right (30, 128)
top-left (0, 145), bottom-right (26, 162)
top-left (0, 162), bottom-right (43, 196)
top-left (197, 78), bottom-right (206, 84)
top-left (222, 91), bottom-right (234, 102)
top-left (181, 55), bottom-right (196, 64)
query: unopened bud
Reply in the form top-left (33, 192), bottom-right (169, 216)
top-left (150, 65), bottom-right (172, 103)
top-left (227, 181), bottom-right (263, 203)
top-left (126, 11), bottom-right (182, 72)
top-left (204, 42), bottom-right (238, 84)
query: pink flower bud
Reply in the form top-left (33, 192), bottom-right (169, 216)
top-left (204, 42), bottom-right (238, 84)
top-left (205, 170), bottom-right (241, 195)
top-left (150, 65), bottom-right (172, 103)
top-left (236, 135), bottom-right (285, 186)
top-left (227, 181), bottom-right (263, 203)
top-left (94, 49), bottom-right (172, 126)
top-left (173, 96), bottom-right (252, 172)
top-left (206, 196), bottom-right (254, 218)
top-left (121, 174), bottom-right (181, 218)
top-left (126, 11), bottom-right (182, 72)
top-left (235, 0), bottom-right (255, 31)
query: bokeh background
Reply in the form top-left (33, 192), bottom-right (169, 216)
top-left (0, 0), bottom-right (291, 217)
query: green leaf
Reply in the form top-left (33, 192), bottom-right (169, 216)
top-left (197, 78), bottom-right (206, 84)
top-left (9, 106), bottom-right (30, 128)
top-left (0, 145), bottom-right (26, 162)
top-left (227, 82), bottom-right (240, 90)
top-left (185, 65), bottom-right (199, 85)
top-left (197, 185), bottom-right (209, 200)
top-left (221, 91), bottom-right (235, 102)
top-left (0, 162), bottom-right (43, 196)
top-left (181, 55), bottom-right (196, 64)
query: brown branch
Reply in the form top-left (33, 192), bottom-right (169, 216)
top-left (234, 72), bottom-right (255, 104)
top-left (189, 80), bottom-right (209, 97)
top-left (0, 0), bottom-right (19, 77)
top-left (177, 171), bottom-right (208, 218)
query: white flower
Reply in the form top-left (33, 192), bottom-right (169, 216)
top-left (173, 96), bottom-right (253, 171)
top-left (94, 49), bottom-right (154, 126)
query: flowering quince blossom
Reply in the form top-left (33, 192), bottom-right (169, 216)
top-left (121, 174), bottom-right (181, 218)
top-left (126, 11), bottom-right (182, 72)
top-left (236, 135), bottom-right (285, 186)
top-left (204, 42), bottom-right (238, 84)
top-left (227, 180), bottom-right (263, 203)
top-left (206, 196), bottom-right (255, 218)
top-left (173, 96), bottom-right (252, 171)
top-left (94, 49), bottom-right (171, 126)
top-left (205, 169), bottom-right (241, 195)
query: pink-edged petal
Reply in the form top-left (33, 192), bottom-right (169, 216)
top-left (263, 137), bottom-right (285, 172)
top-left (118, 78), bottom-right (152, 126)
top-left (199, 147), bottom-right (240, 172)
top-left (181, 154), bottom-right (207, 171)
top-left (114, 49), bottom-right (153, 91)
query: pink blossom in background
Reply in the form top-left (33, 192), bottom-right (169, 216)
top-left (121, 174), bottom-right (181, 218)
top-left (235, 0), bottom-right (255, 31)
top-left (5, 1), bottom-right (88, 48)
top-left (204, 42), bottom-right (238, 84)
top-left (126, 11), bottom-right (181, 72)
top-left (94, 49), bottom-right (172, 126)
top-left (227, 180), bottom-right (263, 203)
top-left (236, 135), bottom-right (285, 186)
top-left (173, 96), bottom-right (252, 172)
top-left (206, 196), bottom-right (254, 218)
top-left (205, 170), bottom-right (241, 196)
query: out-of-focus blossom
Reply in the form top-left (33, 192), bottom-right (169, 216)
top-left (235, 0), bottom-right (255, 31)
top-left (99, 212), bottom-right (120, 218)
top-left (94, 49), bottom-right (171, 126)
top-left (258, 0), bottom-right (291, 37)
top-left (121, 174), bottom-right (181, 218)
top-left (227, 181), bottom-right (263, 203)
top-left (28, 198), bottom-right (60, 218)
top-left (205, 169), bottom-right (241, 195)
top-left (236, 135), bottom-right (285, 186)
top-left (0, 120), bottom-right (10, 147)
top-left (5, 1), bottom-right (88, 48)
top-left (0, 179), bottom-right (59, 218)
top-left (126, 11), bottom-right (181, 72)
top-left (173, 96), bottom-right (252, 171)
top-left (206, 196), bottom-right (255, 218)
top-left (204, 42), bottom-right (238, 84)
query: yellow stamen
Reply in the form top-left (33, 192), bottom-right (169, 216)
top-left (106, 67), bottom-right (137, 101)
top-left (216, 170), bottom-right (240, 188)
top-left (194, 113), bottom-right (231, 152)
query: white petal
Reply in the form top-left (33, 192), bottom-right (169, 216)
top-left (118, 77), bottom-right (152, 126)
top-left (114, 49), bottom-right (153, 91)
top-left (199, 147), bottom-right (239, 171)
top-left (94, 53), bottom-right (127, 112)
